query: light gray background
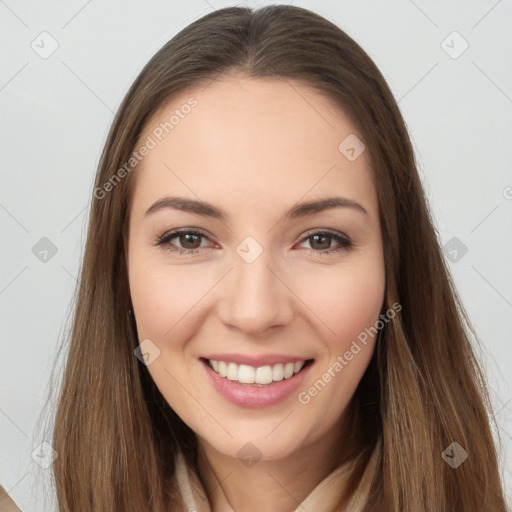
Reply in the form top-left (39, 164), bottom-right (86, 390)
top-left (1, 1), bottom-right (511, 510)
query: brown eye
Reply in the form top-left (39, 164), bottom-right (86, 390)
top-left (177, 233), bottom-right (202, 249)
top-left (308, 234), bottom-right (332, 251)
top-left (155, 229), bottom-right (213, 254)
top-left (298, 230), bottom-right (353, 255)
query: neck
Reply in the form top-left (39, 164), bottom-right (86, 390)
top-left (195, 406), bottom-right (360, 512)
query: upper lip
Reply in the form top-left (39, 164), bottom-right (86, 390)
top-left (201, 353), bottom-right (313, 367)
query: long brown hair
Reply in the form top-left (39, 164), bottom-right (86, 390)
top-left (50, 5), bottom-right (508, 510)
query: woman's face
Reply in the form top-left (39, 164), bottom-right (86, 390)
top-left (127, 73), bottom-right (385, 462)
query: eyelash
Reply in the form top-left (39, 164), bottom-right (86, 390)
top-left (154, 228), bottom-right (353, 256)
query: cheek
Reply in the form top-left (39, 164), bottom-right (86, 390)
top-left (331, 272), bottom-right (384, 349)
top-left (128, 252), bottom-right (212, 343)
top-left (293, 264), bottom-right (384, 440)
top-left (290, 255), bottom-right (384, 409)
top-left (292, 257), bottom-right (385, 351)
top-left (129, 272), bottom-right (172, 341)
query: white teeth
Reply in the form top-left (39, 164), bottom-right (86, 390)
top-left (226, 362), bottom-right (238, 380)
top-left (238, 364), bottom-right (255, 384)
top-left (283, 362), bottom-right (294, 379)
top-left (208, 359), bottom-right (308, 385)
top-left (272, 363), bottom-right (284, 382)
top-left (255, 366), bottom-right (273, 385)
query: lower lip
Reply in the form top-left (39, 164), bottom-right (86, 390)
top-left (200, 359), bottom-right (314, 408)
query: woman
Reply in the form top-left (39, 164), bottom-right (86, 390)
top-left (50, 5), bottom-right (508, 511)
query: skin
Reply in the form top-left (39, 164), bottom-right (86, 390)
top-left (127, 72), bottom-right (385, 512)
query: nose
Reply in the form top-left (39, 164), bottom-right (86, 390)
top-left (217, 248), bottom-right (294, 335)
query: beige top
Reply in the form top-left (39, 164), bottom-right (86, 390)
top-left (0, 487), bottom-right (21, 512)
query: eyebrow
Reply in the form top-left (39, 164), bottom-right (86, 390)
top-left (144, 195), bottom-right (368, 220)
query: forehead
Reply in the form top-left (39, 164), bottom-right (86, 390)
top-left (130, 73), bottom-right (377, 220)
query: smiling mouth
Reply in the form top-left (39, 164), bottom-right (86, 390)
top-left (200, 357), bottom-right (314, 386)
